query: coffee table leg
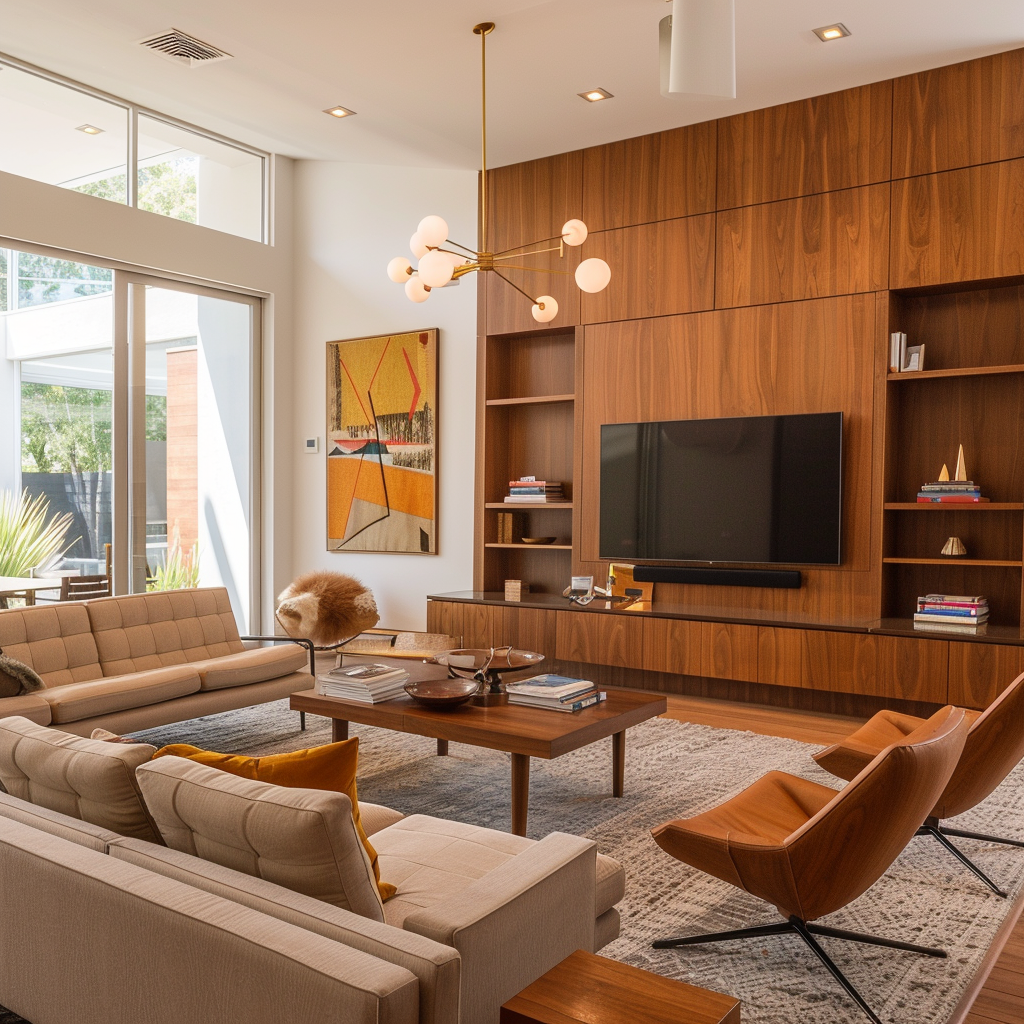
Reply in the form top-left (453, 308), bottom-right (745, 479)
top-left (437, 739), bottom-right (449, 756)
top-left (332, 719), bottom-right (349, 742)
top-left (511, 753), bottom-right (530, 836)
top-left (612, 731), bottom-right (625, 797)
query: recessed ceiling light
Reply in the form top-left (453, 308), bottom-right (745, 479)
top-left (76, 124), bottom-right (104, 135)
top-left (578, 88), bottom-right (613, 103)
top-left (812, 23), bottom-right (850, 41)
top-left (323, 105), bottom-right (356, 118)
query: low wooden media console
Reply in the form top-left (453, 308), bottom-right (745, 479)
top-left (427, 592), bottom-right (1024, 715)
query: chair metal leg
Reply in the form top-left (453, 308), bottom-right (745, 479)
top-left (653, 921), bottom-right (793, 949)
top-left (918, 824), bottom-right (1008, 897)
top-left (299, 711), bottom-right (306, 732)
top-left (789, 918), bottom-right (883, 1024)
top-left (941, 825), bottom-right (1024, 849)
top-left (806, 922), bottom-right (945, 957)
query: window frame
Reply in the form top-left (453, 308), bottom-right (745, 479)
top-left (0, 50), bottom-right (270, 243)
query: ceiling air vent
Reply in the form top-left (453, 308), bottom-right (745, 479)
top-left (137, 29), bottom-right (232, 68)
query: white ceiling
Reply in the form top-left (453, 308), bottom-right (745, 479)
top-left (0, 0), bottom-right (1022, 170)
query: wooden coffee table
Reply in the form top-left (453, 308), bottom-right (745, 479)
top-left (290, 660), bottom-right (666, 836)
top-left (501, 949), bottom-right (740, 1023)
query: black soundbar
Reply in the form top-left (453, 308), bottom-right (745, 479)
top-left (631, 565), bottom-right (803, 589)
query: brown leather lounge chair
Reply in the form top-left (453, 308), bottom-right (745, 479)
top-left (814, 670), bottom-right (1024, 897)
top-left (650, 706), bottom-right (969, 1024)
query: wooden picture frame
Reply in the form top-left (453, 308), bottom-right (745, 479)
top-left (326, 329), bottom-right (438, 554)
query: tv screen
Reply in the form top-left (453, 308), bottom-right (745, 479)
top-left (600, 412), bottom-right (843, 566)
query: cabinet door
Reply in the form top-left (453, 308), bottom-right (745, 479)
top-left (642, 618), bottom-right (702, 676)
top-left (504, 607), bottom-right (558, 658)
top-left (948, 643), bottom-right (1024, 709)
top-left (757, 627), bottom-right (806, 688)
top-left (426, 601), bottom-right (465, 645)
top-left (701, 623), bottom-right (759, 683)
top-left (555, 611), bottom-right (645, 669)
top-left (462, 604), bottom-right (507, 649)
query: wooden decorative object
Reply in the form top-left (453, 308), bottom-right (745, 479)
top-left (955, 444), bottom-right (968, 481)
top-left (941, 536), bottom-right (967, 557)
top-left (939, 464), bottom-right (950, 481)
top-left (504, 580), bottom-right (527, 601)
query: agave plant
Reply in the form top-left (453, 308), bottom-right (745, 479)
top-left (0, 489), bottom-right (77, 578)
top-left (148, 534), bottom-right (200, 592)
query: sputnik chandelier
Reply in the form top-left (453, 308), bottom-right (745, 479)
top-left (386, 21), bottom-right (611, 323)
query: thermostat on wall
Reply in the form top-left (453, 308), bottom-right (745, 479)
top-left (305, 437), bottom-right (320, 454)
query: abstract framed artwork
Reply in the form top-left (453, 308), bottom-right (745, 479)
top-left (326, 329), bottom-right (438, 554)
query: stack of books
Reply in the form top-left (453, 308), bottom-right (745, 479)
top-left (917, 481), bottom-right (988, 503)
top-left (504, 478), bottom-right (566, 504)
top-left (914, 595), bottom-right (989, 634)
top-left (315, 662), bottom-right (410, 702)
top-left (506, 674), bottom-right (606, 712)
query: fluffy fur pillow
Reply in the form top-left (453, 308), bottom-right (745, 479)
top-left (276, 572), bottom-right (379, 647)
top-left (0, 652), bottom-right (46, 698)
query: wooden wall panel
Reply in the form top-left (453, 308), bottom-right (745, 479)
top-left (717, 81), bottom-right (892, 209)
top-left (893, 48), bottom-right (1024, 178)
top-left (948, 642), bottom-right (1024, 709)
top-left (582, 122), bottom-right (716, 231)
top-left (891, 159), bottom-right (1024, 288)
top-left (715, 184), bottom-right (889, 308)
top-left (581, 215), bottom-right (715, 324)
top-left (577, 294), bottom-right (878, 621)
top-left (702, 623), bottom-right (759, 682)
top-left (555, 610), bottom-right (644, 669)
top-left (642, 618), bottom-right (702, 675)
top-left (484, 152), bottom-right (583, 334)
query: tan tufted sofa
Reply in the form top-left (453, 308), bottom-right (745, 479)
top-left (0, 587), bottom-right (311, 735)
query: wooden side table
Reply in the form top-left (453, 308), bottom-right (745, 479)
top-left (500, 950), bottom-right (740, 1024)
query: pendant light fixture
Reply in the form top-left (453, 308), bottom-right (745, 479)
top-left (386, 22), bottom-right (611, 323)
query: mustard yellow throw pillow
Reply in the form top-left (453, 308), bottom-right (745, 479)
top-left (152, 738), bottom-right (395, 901)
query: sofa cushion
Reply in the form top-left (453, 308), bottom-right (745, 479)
top-left (373, 815), bottom-right (625, 929)
top-left (189, 644), bottom-right (308, 690)
top-left (151, 738), bottom-right (395, 900)
top-left (0, 790), bottom-right (121, 852)
top-left (0, 716), bottom-right (160, 842)
top-left (108, 836), bottom-right (460, 1024)
top-left (136, 756), bottom-right (386, 921)
top-left (0, 604), bottom-right (103, 687)
top-left (0, 693), bottom-right (52, 726)
top-left (38, 665), bottom-right (201, 724)
top-left (86, 588), bottom-right (245, 676)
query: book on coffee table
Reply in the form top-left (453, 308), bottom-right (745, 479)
top-left (316, 662), bottom-right (410, 703)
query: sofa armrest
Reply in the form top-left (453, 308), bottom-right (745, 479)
top-left (0, 693), bottom-right (52, 727)
top-left (241, 634), bottom-right (315, 678)
top-left (402, 832), bottom-right (597, 1024)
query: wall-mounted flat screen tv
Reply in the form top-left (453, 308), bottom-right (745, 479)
top-left (600, 412), bottom-right (843, 566)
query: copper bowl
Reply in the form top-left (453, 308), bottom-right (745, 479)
top-left (403, 678), bottom-right (479, 709)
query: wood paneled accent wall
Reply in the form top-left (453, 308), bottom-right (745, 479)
top-left (477, 46), bottom-right (1024, 626)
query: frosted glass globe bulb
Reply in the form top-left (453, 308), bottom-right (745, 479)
top-left (410, 232), bottom-right (429, 259)
top-left (575, 257), bottom-right (611, 293)
top-left (531, 295), bottom-right (559, 323)
top-left (387, 257), bottom-right (412, 283)
top-left (417, 215), bottom-right (449, 248)
top-left (418, 249), bottom-right (455, 288)
top-left (561, 219), bottom-right (588, 246)
top-left (405, 276), bottom-right (431, 303)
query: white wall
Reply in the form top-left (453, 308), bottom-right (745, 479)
top-left (292, 161), bottom-right (478, 630)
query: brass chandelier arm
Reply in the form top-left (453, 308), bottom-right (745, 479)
top-left (493, 269), bottom-right (540, 304)
top-left (491, 245), bottom-right (563, 262)
top-left (442, 240), bottom-right (480, 257)
top-left (493, 265), bottom-right (572, 276)
top-left (493, 236), bottom-right (565, 258)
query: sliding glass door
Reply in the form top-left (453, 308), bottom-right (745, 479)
top-left (1, 246), bottom-right (260, 628)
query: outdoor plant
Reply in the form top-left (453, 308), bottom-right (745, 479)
top-left (0, 489), bottom-right (76, 578)
top-left (148, 534), bottom-right (200, 591)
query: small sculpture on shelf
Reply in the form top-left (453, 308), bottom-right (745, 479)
top-left (955, 444), bottom-right (968, 482)
top-left (918, 446), bottom-right (987, 503)
top-left (941, 536), bottom-right (967, 557)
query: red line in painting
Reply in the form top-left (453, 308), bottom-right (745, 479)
top-left (339, 358), bottom-right (372, 425)
top-left (368, 337), bottom-right (392, 392)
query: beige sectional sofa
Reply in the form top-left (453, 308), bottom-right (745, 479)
top-left (0, 587), bottom-right (311, 735)
top-left (0, 718), bottom-right (626, 1023)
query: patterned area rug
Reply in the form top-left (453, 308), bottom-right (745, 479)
top-left (6, 701), bottom-right (1021, 1023)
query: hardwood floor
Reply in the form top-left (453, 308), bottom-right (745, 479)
top-left (657, 693), bottom-right (1024, 1024)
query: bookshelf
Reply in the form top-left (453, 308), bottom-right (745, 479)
top-left (477, 326), bottom-right (581, 595)
top-left (883, 280), bottom-right (1024, 628)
